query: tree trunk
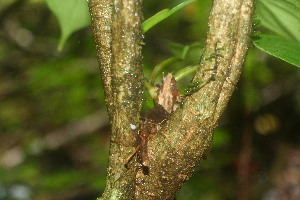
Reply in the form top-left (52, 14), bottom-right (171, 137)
top-left (88, 0), bottom-right (254, 199)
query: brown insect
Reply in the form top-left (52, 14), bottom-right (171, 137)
top-left (125, 104), bottom-right (170, 175)
top-left (125, 73), bottom-right (180, 175)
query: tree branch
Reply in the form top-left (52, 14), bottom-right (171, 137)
top-left (88, 0), bottom-right (113, 117)
top-left (134, 0), bottom-right (254, 199)
top-left (88, 0), bottom-right (144, 199)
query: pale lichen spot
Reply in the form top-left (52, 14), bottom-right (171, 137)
top-left (130, 124), bottom-right (137, 130)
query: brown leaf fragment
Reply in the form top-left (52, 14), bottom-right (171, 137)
top-left (157, 73), bottom-right (181, 113)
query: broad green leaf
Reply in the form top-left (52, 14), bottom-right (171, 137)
top-left (46, 0), bottom-right (91, 51)
top-left (142, 0), bottom-right (198, 33)
top-left (253, 34), bottom-right (300, 67)
top-left (256, 0), bottom-right (300, 42)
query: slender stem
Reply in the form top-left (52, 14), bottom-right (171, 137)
top-left (149, 57), bottom-right (179, 85)
top-left (173, 65), bottom-right (199, 82)
top-left (144, 80), bottom-right (157, 100)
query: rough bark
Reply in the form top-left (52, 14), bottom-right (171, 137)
top-left (88, 0), bottom-right (144, 199)
top-left (134, 0), bottom-right (254, 199)
top-left (89, 0), bottom-right (254, 199)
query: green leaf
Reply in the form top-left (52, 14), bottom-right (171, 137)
top-left (167, 42), bottom-right (202, 62)
top-left (167, 42), bottom-right (187, 59)
top-left (173, 65), bottom-right (199, 82)
top-left (253, 34), bottom-right (300, 67)
top-left (142, 0), bottom-right (198, 33)
top-left (149, 57), bottom-right (179, 84)
top-left (46, 0), bottom-right (91, 51)
top-left (256, 0), bottom-right (300, 42)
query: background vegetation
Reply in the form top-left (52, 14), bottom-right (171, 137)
top-left (0, 0), bottom-right (299, 200)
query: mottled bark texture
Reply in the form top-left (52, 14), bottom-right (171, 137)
top-left (134, 0), bottom-right (254, 199)
top-left (88, 0), bottom-right (144, 199)
top-left (89, 0), bottom-right (254, 199)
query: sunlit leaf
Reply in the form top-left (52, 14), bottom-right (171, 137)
top-left (253, 34), bottom-right (300, 67)
top-left (142, 0), bottom-right (198, 33)
top-left (256, 0), bottom-right (300, 42)
top-left (46, 0), bottom-right (91, 51)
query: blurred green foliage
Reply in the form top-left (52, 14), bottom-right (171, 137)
top-left (256, 0), bottom-right (300, 42)
top-left (0, 0), bottom-right (299, 200)
top-left (28, 58), bottom-right (104, 126)
top-left (45, 0), bottom-right (91, 51)
top-left (254, 0), bottom-right (300, 67)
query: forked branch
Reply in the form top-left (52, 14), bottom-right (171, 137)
top-left (89, 0), bottom-right (254, 199)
